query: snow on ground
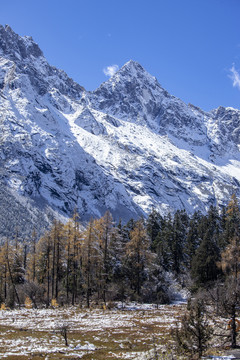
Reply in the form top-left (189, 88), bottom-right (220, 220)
top-left (201, 357), bottom-right (236, 360)
top-left (0, 302), bottom-right (236, 359)
top-left (0, 303), bottom-right (185, 359)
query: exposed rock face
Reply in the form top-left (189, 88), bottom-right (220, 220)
top-left (1, 25), bottom-right (240, 238)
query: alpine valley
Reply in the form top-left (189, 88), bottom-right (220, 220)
top-left (1, 24), bottom-right (240, 238)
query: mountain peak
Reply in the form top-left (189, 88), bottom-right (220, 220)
top-left (0, 24), bottom-right (43, 59)
top-left (91, 59), bottom-right (170, 127)
top-left (96, 60), bottom-right (159, 93)
top-left (4, 24), bottom-right (14, 33)
top-left (0, 24), bottom-right (85, 97)
top-left (116, 60), bottom-right (154, 81)
top-left (121, 59), bottom-right (145, 72)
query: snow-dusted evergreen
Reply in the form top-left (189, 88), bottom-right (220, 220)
top-left (1, 24), bottom-right (240, 238)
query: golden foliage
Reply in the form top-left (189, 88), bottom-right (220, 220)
top-left (51, 298), bottom-right (59, 308)
top-left (0, 303), bottom-right (6, 310)
top-left (226, 194), bottom-right (240, 217)
top-left (25, 296), bottom-right (32, 309)
top-left (219, 236), bottom-right (240, 276)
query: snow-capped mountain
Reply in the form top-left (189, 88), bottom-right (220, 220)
top-left (1, 24), bottom-right (240, 238)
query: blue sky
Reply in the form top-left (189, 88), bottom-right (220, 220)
top-left (1, 0), bottom-right (240, 111)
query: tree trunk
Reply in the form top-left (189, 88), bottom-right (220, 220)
top-left (55, 234), bottom-right (60, 300)
top-left (47, 236), bottom-right (50, 307)
top-left (6, 250), bottom-right (20, 308)
top-left (66, 239), bottom-right (70, 303)
top-left (52, 231), bottom-right (56, 299)
top-left (4, 264), bottom-right (7, 301)
top-left (231, 306), bottom-right (237, 349)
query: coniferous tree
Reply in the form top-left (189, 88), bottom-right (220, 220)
top-left (171, 210), bottom-right (188, 273)
top-left (191, 226), bottom-right (220, 288)
top-left (64, 221), bottom-right (72, 304)
top-left (65, 212), bottom-right (82, 305)
top-left (28, 230), bottom-right (37, 283)
top-left (81, 219), bottom-right (98, 307)
top-left (45, 220), bottom-right (66, 302)
top-left (4, 240), bottom-right (21, 307)
top-left (0, 240), bottom-right (10, 303)
top-left (146, 208), bottom-right (162, 250)
top-left (190, 206), bottom-right (222, 289)
top-left (125, 219), bottom-right (153, 296)
top-left (154, 213), bottom-right (173, 270)
top-left (35, 233), bottom-right (51, 305)
top-left (221, 194), bottom-right (240, 247)
top-left (184, 211), bottom-right (202, 269)
top-left (12, 244), bottom-right (25, 285)
top-left (94, 211), bottom-right (115, 303)
top-left (173, 298), bottom-right (213, 358)
top-left (108, 220), bottom-right (129, 303)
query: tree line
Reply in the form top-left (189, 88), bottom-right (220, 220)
top-left (0, 195), bottom-right (239, 311)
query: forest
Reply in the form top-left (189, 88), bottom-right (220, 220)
top-left (0, 194), bottom-right (238, 309)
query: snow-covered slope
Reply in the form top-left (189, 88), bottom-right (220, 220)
top-left (1, 25), bottom-right (240, 238)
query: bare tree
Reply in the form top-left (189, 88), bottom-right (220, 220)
top-left (57, 323), bottom-right (69, 347)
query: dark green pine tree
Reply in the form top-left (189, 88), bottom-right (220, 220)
top-left (146, 208), bottom-right (163, 251)
top-left (184, 211), bottom-right (202, 270)
top-left (191, 225), bottom-right (221, 288)
top-left (153, 213), bottom-right (173, 270)
top-left (171, 210), bottom-right (189, 273)
top-left (218, 206), bottom-right (227, 250)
